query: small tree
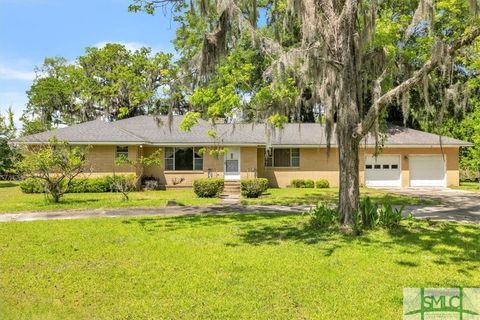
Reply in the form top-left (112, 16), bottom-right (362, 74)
top-left (17, 139), bottom-right (89, 203)
top-left (114, 149), bottom-right (162, 200)
top-left (0, 107), bottom-right (20, 179)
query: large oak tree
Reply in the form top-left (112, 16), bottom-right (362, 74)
top-left (131, 0), bottom-right (480, 225)
top-left (24, 44), bottom-right (175, 131)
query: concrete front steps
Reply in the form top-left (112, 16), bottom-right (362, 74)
top-left (220, 180), bottom-right (241, 203)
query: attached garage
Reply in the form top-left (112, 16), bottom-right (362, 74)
top-left (365, 155), bottom-right (401, 187)
top-left (409, 155), bottom-right (446, 187)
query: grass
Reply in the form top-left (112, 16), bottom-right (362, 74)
top-left (0, 181), bottom-right (218, 213)
top-left (241, 187), bottom-right (438, 206)
top-left (0, 182), bottom-right (436, 213)
top-left (455, 182), bottom-right (480, 192)
top-left (0, 213), bottom-right (478, 319)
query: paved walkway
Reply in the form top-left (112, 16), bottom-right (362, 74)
top-left (0, 204), bottom-right (310, 222)
top-left (1, 188), bottom-right (479, 223)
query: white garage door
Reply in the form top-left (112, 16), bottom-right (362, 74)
top-left (365, 155), bottom-right (401, 187)
top-left (409, 155), bottom-right (446, 187)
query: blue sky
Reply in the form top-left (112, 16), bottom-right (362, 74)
top-left (0, 0), bottom-right (178, 126)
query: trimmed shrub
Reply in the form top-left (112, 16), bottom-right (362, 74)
top-left (19, 178), bottom-right (44, 194)
top-left (315, 179), bottom-right (330, 188)
top-left (290, 179), bottom-right (315, 188)
top-left (240, 178), bottom-right (269, 198)
top-left (19, 175), bottom-right (137, 194)
top-left (193, 178), bottom-right (224, 198)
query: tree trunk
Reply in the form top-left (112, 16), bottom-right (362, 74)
top-left (337, 126), bottom-right (360, 225)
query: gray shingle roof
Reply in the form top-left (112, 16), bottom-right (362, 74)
top-left (17, 115), bottom-right (473, 147)
top-left (19, 119), bottom-right (144, 144)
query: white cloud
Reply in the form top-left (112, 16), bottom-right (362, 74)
top-left (93, 40), bottom-right (175, 55)
top-left (0, 66), bottom-right (36, 81)
top-left (0, 91), bottom-right (28, 128)
top-left (94, 41), bottom-right (150, 52)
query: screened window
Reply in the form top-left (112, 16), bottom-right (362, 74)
top-left (165, 147), bottom-right (203, 171)
top-left (116, 146), bottom-right (129, 159)
top-left (265, 148), bottom-right (300, 167)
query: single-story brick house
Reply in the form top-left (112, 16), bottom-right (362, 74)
top-left (18, 115), bottom-right (472, 188)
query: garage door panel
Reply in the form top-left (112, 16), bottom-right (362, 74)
top-left (409, 155), bottom-right (446, 187)
top-left (365, 155), bottom-right (401, 187)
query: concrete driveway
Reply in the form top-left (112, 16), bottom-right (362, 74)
top-left (389, 188), bottom-right (480, 223)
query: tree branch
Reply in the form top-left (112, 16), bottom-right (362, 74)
top-left (357, 27), bottom-right (480, 138)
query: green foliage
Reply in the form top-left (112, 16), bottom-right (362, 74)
top-left (19, 178), bottom-right (45, 194)
top-left (19, 175), bottom-right (137, 194)
top-left (359, 197), bottom-right (379, 229)
top-left (315, 179), bottom-right (330, 189)
top-left (290, 179), bottom-right (315, 188)
top-left (16, 139), bottom-right (88, 202)
top-left (253, 78), bottom-right (300, 116)
top-left (193, 178), bottom-right (224, 198)
top-left (0, 107), bottom-right (19, 177)
top-left (306, 197), bottom-right (405, 232)
top-left (357, 197), bottom-right (404, 230)
top-left (19, 117), bottom-right (52, 136)
top-left (109, 175), bottom-right (138, 200)
top-left (179, 112), bottom-right (201, 132)
top-left (421, 99), bottom-right (480, 180)
top-left (69, 177), bottom-right (112, 193)
top-left (268, 114), bottom-right (289, 129)
top-left (189, 45), bottom-right (258, 118)
top-left (240, 178), bottom-right (269, 198)
top-left (377, 204), bottom-right (404, 229)
top-left (24, 44), bottom-right (175, 128)
top-left (114, 149), bottom-right (162, 200)
top-left (306, 202), bottom-right (339, 229)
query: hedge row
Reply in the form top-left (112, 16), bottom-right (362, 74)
top-left (290, 178), bottom-right (330, 188)
top-left (19, 175), bottom-right (137, 194)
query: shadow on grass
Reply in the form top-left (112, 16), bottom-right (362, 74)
top-left (243, 191), bottom-right (434, 206)
top-left (0, 182), bottom-right (17, 188)
top-left (126, 212), bottom-right (479, 270)
top-left (33, 198), bottom-right (102, 207)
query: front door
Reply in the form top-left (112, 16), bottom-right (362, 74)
top-left (224, 147), bottom-right (240, 180)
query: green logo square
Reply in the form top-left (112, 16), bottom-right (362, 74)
top-left (404, 288), bottom-right (480, 319)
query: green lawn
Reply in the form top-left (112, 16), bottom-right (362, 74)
top-left (0, 182), bottom-right (436, 213)
top-left (0, 181), bottom-right (218, 213)
top-left (0, 213), bottom-right (478, 319)
top-left (241, 187), bottom-right (437, 206)
top-left (455, 182), bottom-right (480, 191)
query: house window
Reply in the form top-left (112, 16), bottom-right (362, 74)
top-left (165, 147), bottom-right (203, 171)
top-left (265, 148), bottom-right (300, 167)
top-left (116, 146), bottom-right (129, 159)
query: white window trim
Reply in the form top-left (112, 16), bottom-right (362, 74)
top-left (265, 148), bottom-right (300, 168)
top-left (165, 147), bottom-right (204, 171)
